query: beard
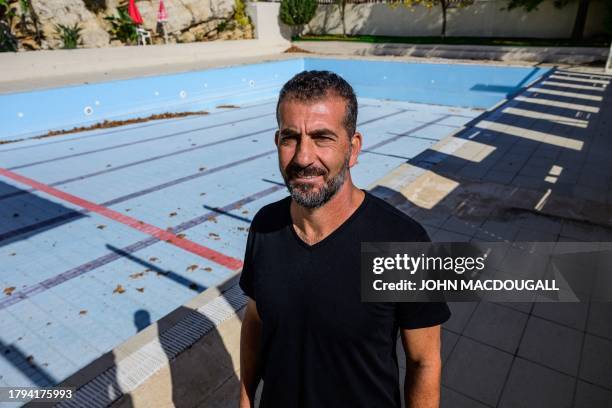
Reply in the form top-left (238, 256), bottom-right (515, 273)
top-left (281, 150), bottom-right (351, 209)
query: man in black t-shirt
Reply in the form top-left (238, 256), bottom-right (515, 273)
top-left (239, 71), bottom-right (450, 408)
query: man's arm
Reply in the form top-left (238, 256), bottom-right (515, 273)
top-left (240, 299), bottom-right (263, 408)
top-left (400, 325), bottom-right (443, 408)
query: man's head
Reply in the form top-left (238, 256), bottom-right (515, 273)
top-left (275, 70), bottom-right (361, 209)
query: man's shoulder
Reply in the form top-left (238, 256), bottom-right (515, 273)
top-left (250, 195), bottom-right (291, 233)
top-left (364, 192), bottom-right (429, 240)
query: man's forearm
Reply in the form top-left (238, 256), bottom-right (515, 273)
top-left (403, 361), bottom-right (441, 408)
top-left (240, 309), bottom-right (262, 407)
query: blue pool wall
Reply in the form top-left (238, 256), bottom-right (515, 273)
top-left (0, 58), bottom-right (549, 142)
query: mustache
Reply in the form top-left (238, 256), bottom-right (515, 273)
top-left (285, 163), bottom-right (327, 179)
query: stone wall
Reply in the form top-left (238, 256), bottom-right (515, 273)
top-left (9, 0), bottom-right (253, 51)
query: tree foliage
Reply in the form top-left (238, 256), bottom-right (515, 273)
top-left (233, 0), bottom-right (249, 28)
top-left (0, 0), bottom-right (18, 51)
top-left (280, 0), bottom-right (317, 37)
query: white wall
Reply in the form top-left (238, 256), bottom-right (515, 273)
top-left (308, 0), bottom-right (607, 39)
top-left (246, 2), bottom-right (292, 44)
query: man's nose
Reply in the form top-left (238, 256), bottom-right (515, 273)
top-left (292, 137), bottom-right (315, 167)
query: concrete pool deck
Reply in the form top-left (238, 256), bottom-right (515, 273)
top-left (0, 41), bottom-right (575, 95)
top-left (0, 46), bottom-right (610, 407)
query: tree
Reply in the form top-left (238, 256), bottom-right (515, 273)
top-left (336, 0), bottom-right (347, 36)
top-left (279, 0), bottom-right (318, 38)
top-left (505, 0), bottom-right (594, 40)
top-left (391, 0), bottom-right (475, 38)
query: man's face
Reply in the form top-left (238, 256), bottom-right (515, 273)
top-left (275, 96), bottom-right (360, 209)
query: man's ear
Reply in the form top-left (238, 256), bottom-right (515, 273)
top-left (349, 131), bottom-right (362, 167)
top-left (274, 130), bottom-right (280, 147)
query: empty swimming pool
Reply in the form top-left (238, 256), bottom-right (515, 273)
top-left (0, 57), bottom-right (548, 397)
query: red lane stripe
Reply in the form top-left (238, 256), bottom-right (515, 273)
top-left (0, 167), bottom-right (243, 270)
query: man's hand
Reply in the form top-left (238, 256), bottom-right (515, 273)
top-left (239, 299), bottom-right (263, 408)
top-left (400, 325), bottom-right (443, 408)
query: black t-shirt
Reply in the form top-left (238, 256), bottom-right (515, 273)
top-left (239, 190), bottom-right (451, 408)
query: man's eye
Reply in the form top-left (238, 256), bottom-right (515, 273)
top-left (280, 136), bottom-right (296, 144)
top-left (315, 136), bottom-right (333, 142)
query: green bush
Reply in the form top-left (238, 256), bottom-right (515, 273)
top-left (104, 7), bottom-right (138, 44)
top-left (217, 20), bottom-right (228, 33)
top-left (279, 0), bottom-right (317, 37)
top-left (55, 22), bottom-right (82, 49)
top-left (234, 0), bottom-right (249, 28)
top-left (0, 0), bottom-right (18, 52)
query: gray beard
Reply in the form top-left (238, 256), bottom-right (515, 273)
top-left (283, 153), bottom-right (350, 209)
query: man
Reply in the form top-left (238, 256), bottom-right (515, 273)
top-left (239, 71), bottom-right (450, 408)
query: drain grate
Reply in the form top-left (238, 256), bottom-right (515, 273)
top-left (55, 284), bottom-right (247, 408)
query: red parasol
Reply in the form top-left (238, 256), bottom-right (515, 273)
top-left (157, 0), bottom-right (168, 22)
top-left (128, 0), bottom-right (144, 25)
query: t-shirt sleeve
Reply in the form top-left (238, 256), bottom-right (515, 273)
top-left (396, 302), bottom-right (451, 329)
top-left (239, 225), bottom-right (256, 300)
top-left (395, 222), bottom-right (451, 329)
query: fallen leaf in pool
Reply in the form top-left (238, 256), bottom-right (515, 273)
top-left (129, 271), bottom-right (145, 279)
top-left (113, 284), bottom-right (125, 294)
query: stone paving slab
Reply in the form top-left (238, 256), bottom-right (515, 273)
top-left (377, 66), bottom-right (612, 407)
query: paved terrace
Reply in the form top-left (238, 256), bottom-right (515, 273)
top-left (378, 67), bottom-right (612, 407)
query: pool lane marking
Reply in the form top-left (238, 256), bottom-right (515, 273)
top-left (8, 112), bottom-right (276, 171)
top-left (0, 105), bottom-right (399, 201)
top-left (0, 100), bottom-right (279, 154)
top-left (0, 150), bottom-right (276, 243)
top-left (6, 104), bottom-right (393, 172)
top-left (0, 127), bottom-right (277, 201)
top-left (362, 114), bottom-right (453, 152)
top-left (0, 108), bottom-right (410, 242)
top-left (0, 167), bottom-right (243, 270)
top-left (0, 184), bottom-right (285, 310)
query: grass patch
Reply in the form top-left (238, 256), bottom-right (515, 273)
top-left (296, 34), bottom-right (611, 48)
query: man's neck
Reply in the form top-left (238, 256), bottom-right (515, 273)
top-left (290, 181), bottom-right (366, 246)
